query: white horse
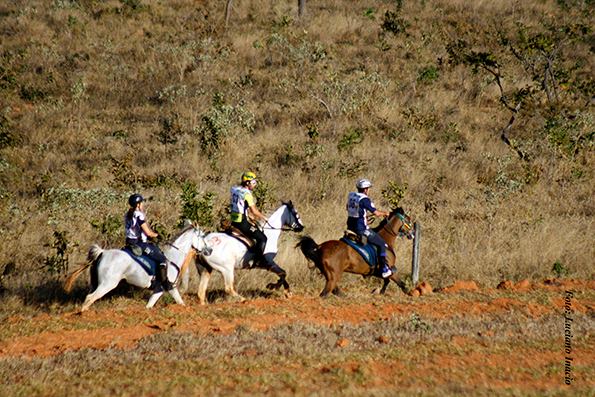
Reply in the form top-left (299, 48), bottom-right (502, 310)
top-left (195, 201), bottom-right (304, 304)
top-left (65, 225), bottom-right (211, 312)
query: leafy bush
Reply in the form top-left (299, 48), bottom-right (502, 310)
top-left (381, 10), bottom-right (408, 35)
top-left (552, 260), bottom-right (569, 277)
top-left (417, 65), bottom-right (439, 84)
top-left (19, 85), bottom-right (48, 102)
top-left (90, 214), bottom-right (122, 246)
top-left (544, 111), bottom-right (594, 157)
top-left (43, 230), bottom-right (72, 275)
top-left (157, 113), bottom-right (184, 145)
top-left (0, 113), bottom-right (19, 149)
top-left (337, 128), bottom-right (364, 152)
top-left (196, 93), bottom-right (255, 158)
top-left (179, 182), bottom-right (217, 229)
top-left (381, 181), bottom-right (407, 208)
top-left (275, 144), bottom-right (301, 168)
top-left (253, 179), bottom-right (275, 212)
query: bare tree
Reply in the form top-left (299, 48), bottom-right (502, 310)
top-left (298, 0), bottom-right (306, 18)
top-left (225, 0), bottom-right (233, 28)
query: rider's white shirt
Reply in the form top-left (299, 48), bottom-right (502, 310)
top-left (124, 210), bottom-right (148, 242)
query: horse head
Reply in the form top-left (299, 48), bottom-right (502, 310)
top-left (282, 200), bottom-right (305, 232)
top-left (389, 207), bottom-right (414, 239)
top-left (187, 223), bottom-right (212, 256)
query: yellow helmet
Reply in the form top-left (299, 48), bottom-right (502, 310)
top-left (241, 171), bottom-right (257, 182)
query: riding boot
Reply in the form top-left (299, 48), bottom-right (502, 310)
top-left (380, 258), bottom-right (392, 279)
top-left (250, 249), bottom-right (266, 268)
top-left (157, 263), bottom-right (173, 291)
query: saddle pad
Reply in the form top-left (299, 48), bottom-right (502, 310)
top-left (339, 237), bottom-right (378, 267)
top-left (122, 247), bottom-right (157, 276)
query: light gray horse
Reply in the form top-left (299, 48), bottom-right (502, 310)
top-left (65, 225), bottom-right (211, 311)
top-left (195, 201), bottom-right (304, 304)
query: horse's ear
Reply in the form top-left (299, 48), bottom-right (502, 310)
top-left (183, 219), bottom-right (193, 227)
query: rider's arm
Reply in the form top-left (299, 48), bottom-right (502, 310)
top-left (248, 204), bottom-right (268, 223)
top-left (373, 209), bottom-right (390, 218)
top-left (244, 191), bottom-right (268, 223)
top-left (141, 222), bottom-right (158, 239)
top-left (361, 198), bottom-right (389, 218)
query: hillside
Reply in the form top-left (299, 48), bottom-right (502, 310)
top-left (0, 0), bottom-right (593, 297)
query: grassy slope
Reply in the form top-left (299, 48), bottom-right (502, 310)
top-left (0, 0), bottom-right (593, 300)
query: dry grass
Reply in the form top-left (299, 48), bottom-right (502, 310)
top-left (0, 309), bottom-right (591, 396)
top-left (0, 0), bottom-right (592, 308)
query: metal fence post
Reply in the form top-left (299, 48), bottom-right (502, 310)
top-left (411, 222), bottom-right (420, 286)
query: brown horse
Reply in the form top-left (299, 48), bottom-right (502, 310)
top-left (296, 207), bottom-right (414, 297)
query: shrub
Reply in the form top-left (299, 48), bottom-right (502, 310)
top-left (253, 179), bottom-right (275, 212)
top-left (337, 128), bottom-right (364, 152)
top-left (179, 182), bottom-right (217, 229)
top-left (417, 65), bottom-right (439, 84)
top-left (43, 230), bottom-right (73, 275)
top-left (544, 111), bottom-right (594, 158)
top-left (90, 214), bottom-right (121, 246)
top-left (552, 260), bottom-right (569, 277)
top-left (381, 181), bottom-right (407, 208)
top-left (0, 113), bottom-right (19, 149)
top-left (196, 93), bottom-right (255, 158)
top-left (157, 113), bottom-right (183, 145)
top-left (381, 10), bottom-right (408, 35)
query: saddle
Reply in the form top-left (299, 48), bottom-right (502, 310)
top-left (220, 220), bottom-right (255, 249)
top-left (343, 230), bottom-right (367, 245)
top-left (122, 246), bottom-right (158, 276)
top-left (340, 231), bottom-right (379, 272)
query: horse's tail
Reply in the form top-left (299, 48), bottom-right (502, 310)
top-left (296, 236), bottom-right (321, 266)
top-left (63, 244), bottom-right (103, 293)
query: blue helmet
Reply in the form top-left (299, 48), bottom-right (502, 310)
top-left (128, 193), bottom-right (144, 207)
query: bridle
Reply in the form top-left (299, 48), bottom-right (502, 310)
top-left (262, 204), bottom-right (304, 232)
top-left (164, 228), bottom-right (210, 254)
top-left (382, 212), bottom-right (413, 238)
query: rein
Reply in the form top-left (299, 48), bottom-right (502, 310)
top-left (263, 225), bottom-right (295, 231)
top-left (381, 213), bottom-right (411, 238)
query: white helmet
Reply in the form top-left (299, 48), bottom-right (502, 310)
top-left (356, 179), bottom-right (372, 189)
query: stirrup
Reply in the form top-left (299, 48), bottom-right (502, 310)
top-left (381, 267), bottom-right (392, 278)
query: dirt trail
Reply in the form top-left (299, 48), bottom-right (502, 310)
top-left (1, 278), bottom-right (592, 358)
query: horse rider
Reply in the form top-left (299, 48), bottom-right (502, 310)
top-left (124, 193), bottom-right (172, 291)
top-left (346, 179), bottom-right (392, 278)
top-left (230, 171), bottom-right (269, 267)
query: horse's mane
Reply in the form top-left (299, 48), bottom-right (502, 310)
top-left (167, 224), bottom-right (195, 244)
top-left (373, 207), bottom-right (405, 232)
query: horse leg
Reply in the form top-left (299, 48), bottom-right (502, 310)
top-left (221, 268), bottom-right (245, 302)
top-left (389, 272), bottom-right (406, 293)
top-left (80, 278), bottom-right (119, 312)
top-left (320, 268), bottom-right (341, 298)
top-left (196, 264), bottom-right (213, 305)
top-left (266, 264), bottom-right (289, 291)
top-left (332, 286), bottom-right (344, 297)
top-left (378, 278), bottom-right (390, 294)
top-left (169, 287), bottom-right (185, 305)
top-left (146, 291), bottom-right (164, 309)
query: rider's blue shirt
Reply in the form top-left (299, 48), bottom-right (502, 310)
top-left (346, 192), bottom-right (377, 234)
